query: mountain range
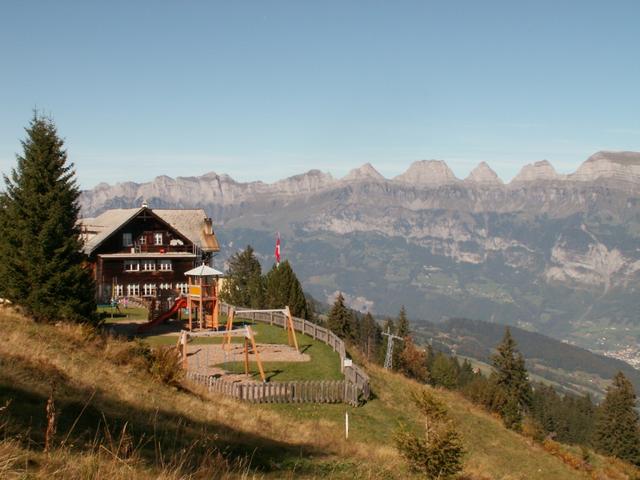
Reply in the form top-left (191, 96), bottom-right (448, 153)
top-left (80, 151), bottom-right (640, 366)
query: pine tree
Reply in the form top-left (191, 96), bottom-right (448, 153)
top-left (327, 292), bottom-right (354, 340)
top-left (393, 306), bottom-right (410, 367)
top-left (264, 260), bottom-right (309, 319)
top-left (430, 353), bottom-right (459, 389)
top-left (491, 327), bottom-right (532, 430)
top-left (594, 372), bottom-right (640, 465)
top-left (394, 389), bottom-right (465, 479)
top-left (359, 312), bottom-right (382, 362)
top-left (0, 114), bottom-right (95, 322)
top-left (457, 359), bottom-right (476, 388)
top-left (396, 305), bottom-right (410, 337)
top-left (219, 245), bottom-right (263, 308)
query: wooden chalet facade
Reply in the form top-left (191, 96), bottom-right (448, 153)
top-left (79, 206), bottom-right (220, 303)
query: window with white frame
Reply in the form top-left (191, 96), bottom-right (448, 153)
top-left (122, 232), bottom-right (133, 246)
top-left (141, 259), bottom-right (156, 271)
top-left (124, 260), bottom-right (139, 272)
top-left (154, 233), bottom-right (163, 245)
top-left (176, 283), bottom-right (188, 295)
top-left (114, 284), bottom-right (124, 297)
top-left (159, 259), bottom-right (172, 271)
top-left (126, 284), bottom-right (140, 297)
top-left (143, 283), bottom-right (157, 297)
top-left (138, 235), bottom-right (146, 245)
top-left (159, 282), bottom-right (172, 291)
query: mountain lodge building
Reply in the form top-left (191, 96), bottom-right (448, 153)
top-left (79, 206), bottom-right (220, 303)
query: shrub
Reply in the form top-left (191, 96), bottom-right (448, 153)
top-left (148, 347), bottom-right (184, 387)
top-left (521, 416), bottom-right (546, 443)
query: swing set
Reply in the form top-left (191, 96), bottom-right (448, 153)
top-left (177, 305), bottom-right (301, 383)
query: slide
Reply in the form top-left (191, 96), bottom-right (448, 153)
top-left (136, 297), bottom-right (187, 333)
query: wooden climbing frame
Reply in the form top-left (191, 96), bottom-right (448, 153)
top-left (178, 323), bottom-right (266, 382)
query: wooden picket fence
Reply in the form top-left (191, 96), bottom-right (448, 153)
top-left (184, 303), bottom-right (371, 406)
top-left (187, 372), bottom-right (364, 406)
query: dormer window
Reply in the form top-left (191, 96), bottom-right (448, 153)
top-left (122, 233), bottom-right (133, 247)
top-left (154, 233), bottom-right (163, 246)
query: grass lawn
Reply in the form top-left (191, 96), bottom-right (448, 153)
top-left (142, 318), bottom-right (343, 381)
top-left (98, 306), bottom-right (148, 323)
top-left (4, 309), bottom-right (639, 479)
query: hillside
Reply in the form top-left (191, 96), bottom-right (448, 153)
top-left (414, 318), bottom-right (640, 398)
top-left (1, 309), bottom-right (639, 479)
top-left (79, 151), bottom-right (640, 364)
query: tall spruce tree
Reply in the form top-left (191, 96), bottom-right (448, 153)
top-left (263, 260), bottom-right (309, 319)
top-left (491, 327), bottom-right (532, 430)
top-left (0, 114), bottom-right (95, 322)
top-left (396, 305), bottom-right (410, 337)
top-left (219, 245), bottom-right (264, 308)
top-left (594, 372), bottom-right (640, 465)
top-left (393, 306), bottom-right (410, 367)
top-left (327, 292), bottom-right (354, 340)
top-left (359, 312), bottom-right (381, 362)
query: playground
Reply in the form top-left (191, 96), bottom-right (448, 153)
top-left (100, 263), bottom-right (370, 406)
top-left (108, 314), bottom-right (343, 382)
top-left (104, 265), bottom-right (343, 383)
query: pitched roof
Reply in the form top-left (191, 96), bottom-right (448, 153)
top-left (79, 207), bottom-right (219, 255)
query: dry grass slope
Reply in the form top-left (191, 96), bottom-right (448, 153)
top-left (0, 309), bottom-right (638, 479)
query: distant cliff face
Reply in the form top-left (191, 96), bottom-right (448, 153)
top-left (80, 151), bottom-right (640, 356)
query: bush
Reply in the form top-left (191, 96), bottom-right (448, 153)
top-left (148, 347), bottom-right (184, 387)
top-left (107, 339), bottom-right (152, 369)
top-left (521, 416), bottom-right (546, 443)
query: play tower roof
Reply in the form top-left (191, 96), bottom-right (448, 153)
top-left (184, 264), bottom-right (224, 277)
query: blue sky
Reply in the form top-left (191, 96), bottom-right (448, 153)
top-left (1, 1), bottom-right (639, 188)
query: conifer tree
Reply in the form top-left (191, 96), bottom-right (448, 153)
top-left (0, 114), bottom-right (95, 322)
top-left (359, 312), bottom-right (382, 361)
top-left (430, 353), bottom-right (459, 389)
top-left (491, 327), bottom-right (532, 430)
top-left (263, 260), bottom-right (309, 319)
top-left (396, 305), bottom-right (410, 337)
top-left (393, 306), bottom-right (410, 367)
top-left (457, 359), bottom-right (476, 388)
top-left (394, 389), bottom-right (465, 478)
top-left (594, 372), bottom-right (640, 465)
top-left (219, 245), bottom-right (264, 308)
top-left (327, 292), bottom-right (354, 340)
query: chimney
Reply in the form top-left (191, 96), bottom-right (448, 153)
top-left (204, 217), bottom-right (213, 235)
top-left (142, 200), bottom-right (148, 208)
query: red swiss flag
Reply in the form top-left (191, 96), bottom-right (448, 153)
top-left (275, 233), bottom-right (281, 265)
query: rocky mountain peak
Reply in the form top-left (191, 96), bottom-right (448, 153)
top-left (271, 169), bottom-right (335, 194)
top-left (394, 160), bottom-right (459, 185)
top-left (570, 151), bottom-right (640, 184)
top-left (342, 163), bottom-right (385, 182)
top-left (511, 160), bottom-right (562, 183)
top-left (465, 162), bottom-right (503, 185)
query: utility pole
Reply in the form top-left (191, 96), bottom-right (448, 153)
top-left (382, 328), bottom-right (403, 370)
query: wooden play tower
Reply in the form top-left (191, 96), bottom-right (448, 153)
top-left (185, 264), bottom-right (223, 330)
